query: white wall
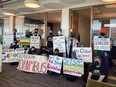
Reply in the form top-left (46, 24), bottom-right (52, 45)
top-left (78, 15), bottom-right (90, 46)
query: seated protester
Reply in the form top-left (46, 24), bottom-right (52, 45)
top-left (39, 46), bottom-right (51, 57)
top-left (28, 46), bottom-right (37, 55)
top-left (48, 48), bottom-right (60, 76)
top-left (10, 42), bottom-right (19, 49)
top-left (87, 56), bottom-right (107, 82)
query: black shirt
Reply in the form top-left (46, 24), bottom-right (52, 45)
top-left (90, 64), bottom-right (106, 82)
top-left (47, 36), bottom-right (53, 48)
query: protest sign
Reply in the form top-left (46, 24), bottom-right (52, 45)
top-left (47, 55), bottom-right (63, 74)
top-left (73, 47), bottom-right (92, 62)
top-left (0, 45), bottom-right (2, 72)
top-left (63, 58), bottom-right (84, 77)
top-left (30, 36), bottom-right (40, 48)
top-left (2, 48), bottom-right (24, 63)
top-left (3, 32), bottom-right (13, 47)
top-left (17, 54), bottom-right (48, 73)
top-left (94, 38), bottom-right (110, 51)
top-left (20, 37), bottom-right (30, 46)
top-left (16, 32), bottom-right (25, 40)
top-left (53, 36), bottom-right (66, 53)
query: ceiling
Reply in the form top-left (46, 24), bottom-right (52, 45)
top-left (0, 0), bottom-right (114, 17)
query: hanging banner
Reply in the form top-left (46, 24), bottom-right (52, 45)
top-left (47, 55), bottom-right (63, 74)
top-left (30, 36), bottom-right (40, 48)
top-left (0, 45), bottom-right (2, 72)
top-left (53, 36), bottom-right (66, 53)
top-left (94, 38), bottom-right (110, 51)
top-left (63, 58), bottom-right (84, 77)
top-left (16, 32), bottom-right (25, 40)
top-left (17, 54), bottom-right (48, 73)
top-left (73, 47), bottom-right (92, 62)
top-left (3, 32), bottom-right (13, 47)
top-left (2, 48), bottom-right (24, 63)
top-left (20, 37), bottom-right (30, 46)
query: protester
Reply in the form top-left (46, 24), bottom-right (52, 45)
top-left (10, 42), bottom-right (19, 49)
top-left (96, 28), bottom-right (109, 81)
top-left (33, 28), bottom-right (41, 39)
top-left (25, 30), bottom-right (32, 38)
top-left (68, 32), bottom-right (78, 58)
top-left (39, 46), bottom-right (50, 57)
top-left (87, 56), bottom-right (107, 82)
top-left (46, 29), bottom-right (54, 53)
top-left (28, 46), bottom-right (37, 55)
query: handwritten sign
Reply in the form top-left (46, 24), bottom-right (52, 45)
top-left (94, 38), bottom-right (110, 51)
top-left (73, 47), bottom-right (92, 62)
top-left (0, 45), bottom-right (2, 72)
top-left (63, 58), bottom-right (84, 77)
top-left (53, 36), bottom-right (66, 53)
top-left (17, 54), bottom-right (48, 73)
top-left (30, 36), bottom-right (40, 48)
top-left (3, 32), bottom-right (13, 47)
top-left (2, 48), bottom-right (24, 63)
top-left (47, 55), bottom-right (63, 74)
top-left (16, 32), bottom-right (25, 40)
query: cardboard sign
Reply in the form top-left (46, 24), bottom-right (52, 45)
top-left (94, 38), bottom-right (110, 51)
top-left (2, 48), bottom-right (24, 63)
top-left (63, 58), bottom-right (84, 77)
top-left (17, 54), bottom-right (48, 73)
top-left (3, 32), bottom-right (13, 47)
top-left (20, 37), bottom-right (30, 46)
top-left (53, 36), bottom-right (66, 53)
top-left (0, 45), bottom-right (2, 72)
top-left (30, 36), bottom-right (40, 48)
top-left (47, 55), bottom-right (63, 74)
top-left (16, 32), bottom-right (25, 40)
top-left (73, 47), bottom-right (92, 62)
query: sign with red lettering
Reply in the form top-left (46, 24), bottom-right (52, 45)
top-left (63, 58), bottom-right (84, 77)
top-left (47, 55), bottom-right (63, 74)
top-left (2, 48), bottom-right (24, 63)
top-left (94, 38), bottom-right (110, 51)
top-left (73, 47), bottom-right (92, 62)
top-left (17, 54), bottom-right (48, 74)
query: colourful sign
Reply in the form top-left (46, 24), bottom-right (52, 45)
top-left (53, 36), bottom-right (66, 53)
top-left (2, 48), bottom-right (24, 63)
top-left (16, 32), bottom-right (25, 40)
top-left (63, 58), bottom-right (84, 77)
top-left (17, 54), bottom-right (48, 73)
top-left (47, 55), bottom-right (63, 74)
top-left (20, 37), bottom-right (30, 46)
top-left (94, 38), bottom-right (110, 51)
top-left (73, 47), bottom-right (92, 62)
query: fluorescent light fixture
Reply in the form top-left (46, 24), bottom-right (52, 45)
top-left (102, 0), bottom-right (116, 2)
top-left (24, 0), bottom-right (40, 8)
top-left (104, 24), bottom-right (116, 27)
top-left (3, 12), bottom-right (15, 16)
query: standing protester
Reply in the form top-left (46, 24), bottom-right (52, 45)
top-left (46, 30), bottom-right (54, 54)
top-left (68, 32), bottom-right (78, 58)
top-left (87, 56), bottom-right (107, 82)
top-left (25, 30), bottom-right (32, 38)
top-left (96, 28), bottom-right (109, 81)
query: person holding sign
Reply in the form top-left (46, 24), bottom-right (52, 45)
top-left (28, 46), bottom-right (37, 55)
top-left (96, 28), bottom-right (109, 81)
top-left (68, 32), bottom-right (78, 58)
top-left (87, 56), bottom-right (107, 82)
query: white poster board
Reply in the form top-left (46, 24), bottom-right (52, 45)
top-left (3, 32), bottom-right (13, 47)
top-left (16, 32), bottom-right (25, 40)
top-left (0, 45), bottom-right (2, 72)
top-left (73, 47), bottom-right (92, 62)
top-left (47, 55), bottom-right (63, 74)
top-left (17, 54), bottom-right (48, 73)
top-left (94, 38), bottom-right (110, 51)
top-left (53, 36), bottom-right (66, 53)
top-left (30, 36), bottom-right (40, 48)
